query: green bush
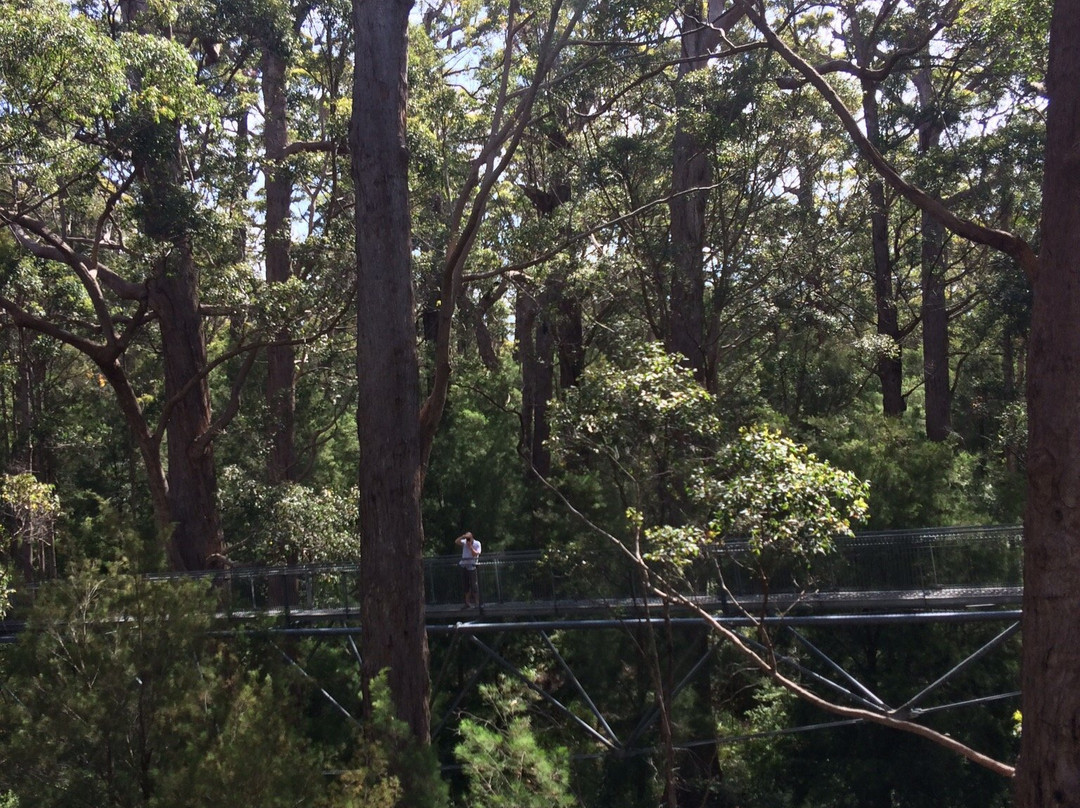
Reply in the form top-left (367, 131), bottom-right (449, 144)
top-left (0, 568), bottom-right (328, 807)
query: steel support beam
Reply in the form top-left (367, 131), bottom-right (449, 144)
top-left (893, 621), bottom-right (1020, 716)
top-left (468, 636), bottom-right (617, 749)
top-left (788, 628), bottom-right (887, 710)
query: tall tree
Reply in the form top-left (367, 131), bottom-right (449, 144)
top-left (350, 0), bottom-right (431, 740)
top-left (351, 0), bottom-right (583, 739)
top-left (262, 29), bottom-right (299, 488)
top-left (914, 65), bottom-right (951, 441)
top-left (0, 0), bottom-right (242, 569)
top-left (667, 0), bottom-right (744, 391)
top-left (843, 1), bottom-right (916, 417)
top-left (1016, 0), bottom-right (1080, 802)
top-left (731, 1), bottom-right (1080, 803)
top-left (121, 0), bottom-right (222, 577)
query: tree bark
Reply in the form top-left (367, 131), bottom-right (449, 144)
top-left (516, 289), bottom-right (554, 478)
top-left (921, 210), bottom-right (950, 440)
top-left (10, 329), bottom-right (38, 476)
top-left (262, 46), bottom-right (298, 487)
top-left (862, 83), bottom-right (905, 416)
top-left (123, 0), bottom-right (222, 570)
top-left (557, 293), bottom-right (585, 389)
top-left (915, 67), bottom-right (951, 441)
top-left (1016, 0), bottom-right (1080, 803)
top-left (146, 245), bottom-right (223, 570)
top-left (667, 0), bottom-right (716, 390)
top-left (350, 0), bottom-right (431, 742)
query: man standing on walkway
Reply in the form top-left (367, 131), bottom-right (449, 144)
top-left (456, 531), bottom-right (482, 608)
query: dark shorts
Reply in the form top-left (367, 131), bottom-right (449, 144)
top-left (460, 564), bottom-right (479, 597)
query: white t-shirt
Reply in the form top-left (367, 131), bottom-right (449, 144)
top-left (459, 538), bottom-right (482, 568)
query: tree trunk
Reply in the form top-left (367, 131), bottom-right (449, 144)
top-left (123, 0), bottom-right (222, 571)
top-left (557, 294), bottom-right (585, 388)
top-left (667, 0), bottom-right (714, 389)
top-left (915, 68), bottom-right (951, 441)
top-left (1016, 1), bottom-right (1080, 803)
top-left (146, 245), bottom-right (223, 570)
top-left (97, 358), bottom-right (173, 546)
top-left (921, 214), bottom-right (950, 440)
top-left (262, 46), bottom-right (298, 487)
top-left (10, 328), bottom-right (37, 475)
top-left (862, 83), bottom-right (905, 416)
top-left (516, 289), bottom-right (554, 478)
top-left (350, 0), bottom-right (431, 742)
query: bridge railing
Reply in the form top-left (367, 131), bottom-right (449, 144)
top-left (3, 526), bottom-right (1023, 622)
top-left (703, 525), bottom-right (1023, 597)
top-left (816, 525), bottom-right (1023, 592)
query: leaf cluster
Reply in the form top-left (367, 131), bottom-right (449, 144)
top-left (0, 569), bottom-right (328, 807)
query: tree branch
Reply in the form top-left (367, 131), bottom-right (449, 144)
top-left (1, 209), bottom-right (146, 300)
top-left (733, 0), bottom-right (1039, 280)
top-left (281, 139), bottom-right (348, 157)
top-left (420, 0), bottom-right (583, 451)
top-left (0, 296), bottom-right (110, 363)
top-left (530, 465), bottom-right (1015, 779)
top-left (656, 580), bottom-right (1016, 777)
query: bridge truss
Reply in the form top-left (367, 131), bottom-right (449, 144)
top-left (233, 525), bottom-right (1023, 765)
top-left (2, 526), bottom-right (1023, 765)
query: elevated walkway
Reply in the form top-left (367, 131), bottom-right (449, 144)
top-left (0, 525), bottom-right (1023, 641)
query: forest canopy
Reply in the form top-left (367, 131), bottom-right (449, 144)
top-left (1, 0), bottom-right (1070, 806)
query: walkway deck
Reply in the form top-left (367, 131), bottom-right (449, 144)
top-left (1, 525), bottom-right (1023, 641)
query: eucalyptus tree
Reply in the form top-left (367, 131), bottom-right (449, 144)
top-left (547, 345), bottom-right (886, 805)
top-left (770, 0), bottom-right (1043, 441)
top-left (261, 5), bottom-right (303, 489)
top-left (726, 1), bottom-right (1080, 804)
top-left (881, 0), bottom-right (1043, 441)
top-left (350, 0), bottom-right (586, 743)
top-left (666, 0), bottom-right (752, 390)
top-left (0, 232), bottom-right (87, 482)
top-left (256, 0), bottom-right (355, 490)
top-left (567, 31), bottom-right (863, 421)
top-left (0, 0), bottom-right (240, 569)
top-left (0, 0), bottom-right (360, 570)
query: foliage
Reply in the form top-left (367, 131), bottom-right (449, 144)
top-left (0, 473), bottom-right (60, 528)
top-left (219, 471), bottom-right (359, 564)
top-left (330, 674), bottom-right (449, 808)
top-left (807, 411), bottom-right (1015, 529)
top-left (0, 0), bottom-right (124, 151)
top-left (549, 342), bottom-right (725, 539)
top-left (552, 342), bottom-right (722, 472)
top-left (454, 678), bottom-right (575, 808)
top-left (0, 568), bottom-right (329, 808)
top-left (700, 426), bottom-right (869, 560)
top-left (0, 566), bottom-right (10, 620)
top-left (422, 359), bottom-right (529, 553)
top-left (552, 346), bottom-right (869, 577)
top-left (0, 0), bottom-right (1047, 801)
top-left (0, 473), bottom-right (61, 577)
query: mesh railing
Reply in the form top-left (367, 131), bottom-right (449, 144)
top-left (5, 526), bottom-right (1024, 620)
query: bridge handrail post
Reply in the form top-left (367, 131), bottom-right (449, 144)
top-left (282, 570), bottom-right (290, 622)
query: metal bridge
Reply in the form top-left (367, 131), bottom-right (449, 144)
top-left (140, 523), bottom-right (1022, 629)
top-left (1, 525), bottom-right (1024, 763)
